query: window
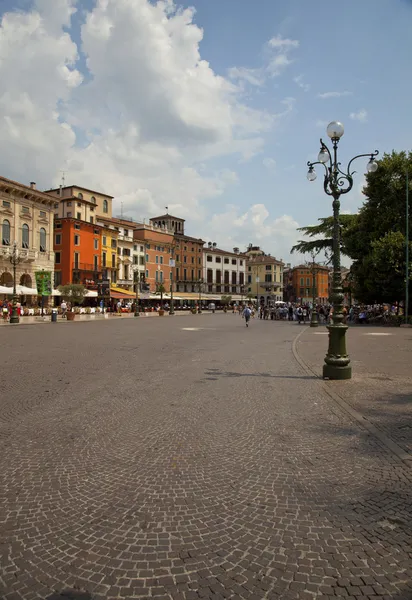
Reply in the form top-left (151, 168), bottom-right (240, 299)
top-left (94, 239), bottom-right (99, 250)
top-left (160, 271), bottom-right (163, 283)
top-left (102, 236), bottom-right (107, 246)
top-left (184, 246), bottom-right (187, 251)
top-left (146, 244), bottom-right (150, 249)
top-left (207, 255), bottom-right (212, 262)
top-left (74, 223), bottom-right (80, 230)
top-left (183, 256), bottom-right (187, 263)
top-left (39, 210), bottom-right (47, 218)
top-left (2, 200), bottom-right (11, 209)
top-left (176, 254), bottom-right (180, 262)
top-left (183, 268), bottom-right (187, 280)
top-left (160, 256), bottom-right (163, 265)
top-left (216, 270), bottom-right (221, 284)
top-left (232, 259), bottom-right (236, 265)
top-left (176, 267), bottom-right (180, 279)
top-left (224, 258), bottom-right (229, 264)
top-left (90, 217), bottom-right (94, 224)
top-left (191, 256), bottom-right (194, 264)
top-left (248, 275), bottom-right (252, 283)
top-left (91, 196), bottom-right (96, 204)
top-left (77, 203), bottom-right (82, 208)
top-left (78, 193), bottom-right (83, 199)
top-left (265, 274), bottom-right (272, 282)
top-left (39, 227), bottom-right (47, 252)
top-left (266, 265), bottom-right (271, 271)
top-left (55, 252), bottom-right (61, 264)
top-left (111, 239), bottom-right (117, 248)
top-left (240, 260), bottom-right (243, 266)
top-left (102, 252), bottom-right (106, 267)
top-left (22, 206), bottom-right (30, 214)
top-left (146, 254), bottom-right (149, 262)
top-left (306, 278), bottom-right (311, 286)
top-left (124, 229), bottom-right (129, 237)
top-left (103, 199), bottom-right (108, 213)
top-left (112, 254), bottom-right (116, 268)
top-left (55, 221), bottom-right (61, 229)
top-left (140, 246), bottom-right (144, 252)
top-left (198, 258), bottom-right (201, 264)
top-left (67, 201), bottom-right (72, 207)
top-left (170, 271), bottom-right (172, 281)
top-left (232, 272), bottom-right (237, 284)
top-left (191, 269), bottom-right (194, 280)
top-left (54, 271), bottom-right (62, 286)
top-left (77, 212), bottom-right (81, 220)
top-left (67, 212), bottom-right (72, 217)
top-left (22, 224), bottom-right (29, 249)
top-left (155, 270), bottom-right (158, 282)
top-left (300, 277), bottom-right (304, 286)
top-left (215, 256), bottom-right (221, 263)
top-left (155, 256), bottom-right (159, 264)
top-left (55, 234), bottom-right (61, 245)
top-left (94, 256), bottom-right (99, 271)
top-left (248, 266), bottom-right (251, 271)
top-left (94, 229), bottom-right (99, 235)
top-left (123, 248), bottom-right (131, 257)
top-left (74, 234), bottom-right (80, 246)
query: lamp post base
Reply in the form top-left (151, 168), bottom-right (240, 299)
top-left (310, 314), bottom-right (319, 327)
top-left (10, 313), bottom-right (19, 324)
top-left (323, 363), bottom-right (352, 380)
top-left (134, 311), bottom-right (140, 317)
top-left (169, 309), bottom-right (175, 315)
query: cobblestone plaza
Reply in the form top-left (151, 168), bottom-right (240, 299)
top-left (0, 316), bottom-right (411, 600)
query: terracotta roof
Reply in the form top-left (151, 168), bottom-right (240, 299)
top-left (204, 247), bottom-right (246, 258)
top-left (56, 195), bottom-right (97, 206)
top-left (247, 255), bottom-right (284, 265)
top-left (46, 185), bottom-right (114, 199)
top-left (97, 216), bottom-right (142, 227)
top-left (150, 214), bottom-right (185, 222)
top-left (175, 234), bottom-right (205, 244)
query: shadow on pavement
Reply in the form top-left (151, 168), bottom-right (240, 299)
top-left (45, 591), bottom-right (92, 600)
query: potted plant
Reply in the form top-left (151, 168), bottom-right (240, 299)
top-left (58, 284), bottom-right (86, 321)
top-left (156, 284), bottom-right (166, 316)
top-left (221, 295), bottom-right (232, 313)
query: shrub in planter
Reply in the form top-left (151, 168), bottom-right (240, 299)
top-left (158, 309), bottom-right (165, 316)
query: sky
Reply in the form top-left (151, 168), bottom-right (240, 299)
top-left (0, 0), bottom-right (411, 264)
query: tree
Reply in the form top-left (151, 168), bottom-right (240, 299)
top-left (346, 150), bottom-right (412, 306)
top-left (290, 214), bottom-right (357, 259)
top-left (156, 284), bottom-right (166, 307)
top-left (58, 284), bottom-right (86, 307)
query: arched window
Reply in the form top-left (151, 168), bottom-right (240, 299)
top-left (22, 224), bottom-right (29, 249)
top-left (40, 228), bottom-right (46, 252)
top-left (2, 219), bottom-right (10, 245)
top-left (78, 193), bottom-right (83, 199)
top-left (103, 199), bottom-right (108, 213)
top-left (91, 196), bottom-right (96, 204)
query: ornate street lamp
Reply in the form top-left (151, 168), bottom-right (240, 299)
top-left (307, 121), bottom-right (378, 379)
top-left (197, 278), bottom-right (203, 313)
top-left (307, 250), bottom-right (320, 328)
top-left (7, 241), bottom-right (24, 324)
top-left (131, 264), bottom-right (140, 317)
top-left (169, 245), bottom-right (175, 315)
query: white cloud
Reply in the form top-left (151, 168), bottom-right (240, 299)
top-left (0, 0), bottom-right (277, 220)
top-left (203, 204), bottom-right (300, 262)
top-left (228, 66), bottom-right (265, 87)
top-left (317, 91), bottom-right (352, 99)
top-left (268, 35), bottom-right (299, 50)
top-left (293, 75), bottom-right (310, 92)
top-left (349, 109), bottom-right (368, 122)
top-left (263, 157), bottom-right (276, 172)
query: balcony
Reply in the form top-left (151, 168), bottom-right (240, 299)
top-left (72, 262), bottom-right (102, 273)
top-left (117, 234), bottom-right (134, 243)
top-left (260, 281), bottom-right (281, 290)
top-left (0, 246), bottom-right (38, 261)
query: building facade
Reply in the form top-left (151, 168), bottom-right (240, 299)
top-left (203, 244), bottom-right (247, 296)
top-left (0, 177), bottom-right (55, 295)
top-left (283, 263), bottom-right (330, 304)
top-left (245, 246), bottom-right (284, 304)
top-left (134, 223), bottom-right (174, 293)
top-left (47, 185), bottom-right (113, 223)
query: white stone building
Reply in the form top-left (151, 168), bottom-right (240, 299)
top-left (0, 177), bottom-right (55, 299)
top-left (202, 243), bottom-right (247, 299)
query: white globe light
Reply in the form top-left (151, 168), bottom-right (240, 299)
top-left (307, 168), bottom-right (317, 182)
top-left (318, 149), bottom-right (329, 164)
top-left (367, 159), bottom-right (378, 173)
top-left (326, 121), bottom-right (344, 139)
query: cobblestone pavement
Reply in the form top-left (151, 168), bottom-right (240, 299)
top-left (0, 316), bottom-right (412, 600)
top-left (296, 325), bottom-right (412, 457)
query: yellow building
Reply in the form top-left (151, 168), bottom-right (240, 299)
top-left (100, 224), bottom-right (118, 284)
top-left (246, 246), bottom-right (284, 304)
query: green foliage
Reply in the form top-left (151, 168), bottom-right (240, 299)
top-left (58, 284), bottom-right (86, 306)
top-left (291, 214), bottom-right (357, 258)
top-left (220, 295), bottom-right (232, 305)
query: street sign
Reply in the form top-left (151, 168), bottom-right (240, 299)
top-left (169, 259), bottom-right (175, 267)
top-left (35, 271), bottom-right (52, 296)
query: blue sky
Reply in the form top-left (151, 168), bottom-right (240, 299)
top-left (0, 0), bottom-right (411, 262)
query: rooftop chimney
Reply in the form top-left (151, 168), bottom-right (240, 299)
top-left (30, 182), bottom-right (36, 189)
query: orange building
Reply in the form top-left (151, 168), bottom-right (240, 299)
top-left (133, 223), bottom-right (174, 293)
top-left (283, 263), bottom-right (330, 304)
top-left (54, 216), bottom-right (102, 289)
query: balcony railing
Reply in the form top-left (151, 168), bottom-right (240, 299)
top-left (72, 262), bottom-right (102, 272)
top-left (0, 247), bottom-right (40, 261)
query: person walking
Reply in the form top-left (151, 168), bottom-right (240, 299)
top-left (243, 306), bottom-right (252, 327)
top-left (61, 300), bottom-right (67, 319)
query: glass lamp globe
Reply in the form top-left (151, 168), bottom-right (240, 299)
top-left (367, 159), bottom-right (378, 173)
top-left (307, 168), bottom-right (317, 182)
top-left (326, 121), bottom-right (344, 139)
top-left (318, 149), bottom-right (329, 164)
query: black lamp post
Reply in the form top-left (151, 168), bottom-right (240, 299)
top-left (197, 279), bottom-right (203, 313)
top-left (8, 241), bottom-right (22, 324)
top-left (133, 267), bottom-right (140, 317)
top-left (169, 245), bottom-right (175, 315)
top-left (307, 120), bottom-right (378, 380)
top-left (308, 251), bottom-right (319, 328)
